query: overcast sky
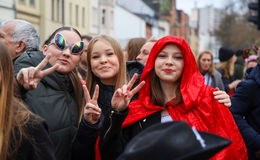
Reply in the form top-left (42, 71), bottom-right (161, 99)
top-left (176, 0), bottom-right (226, 15)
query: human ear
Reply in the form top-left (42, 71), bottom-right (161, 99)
top-left (42, 45), bottom-right (49, 55)
top-left (16, 41), bottom-right (26, 55)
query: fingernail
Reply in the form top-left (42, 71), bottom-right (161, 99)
top-left (80, 79), bottom-right (86, 85)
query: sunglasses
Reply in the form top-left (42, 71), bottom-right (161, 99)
top-left (49, 33), bottom-right (84, 55)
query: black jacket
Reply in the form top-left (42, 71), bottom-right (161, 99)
top-left (14, 51), bottom-right (79, 160)
top-left (217, 68), bottom-right (236, 92)
top-left (231, 64), bottom-right (260, 160)
top-left (11, 116), bottom-right (56, 160)
top-left (71, 61), bottom-right (143, 160)
top-left (100, 109), bottom-right (161, 160)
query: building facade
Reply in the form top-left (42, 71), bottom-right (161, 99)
top-left (15, 0), bottom-right (91, 44)
top-left (15, 0), bottom-right (40, 31)
top-left (0, 0), bottom-right (15, 21)
top-left (114, 4), bottom-right (146, 47)
top-left (98, 0), bottom-right (115, 36)
top-left (198, 6), bottom-right (222, 59)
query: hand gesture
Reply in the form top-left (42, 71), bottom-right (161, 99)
top-left (111, 73), bottom-right (145, 112)
top-left (16, 55), bottom-right (58, 90)
top-left (82, 84), bottom-right (101, 124)
top-left (213, 88), bottom-right (231, 107)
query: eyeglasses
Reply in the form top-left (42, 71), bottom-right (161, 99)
top-left (49, 33), bottom-right (84, 55)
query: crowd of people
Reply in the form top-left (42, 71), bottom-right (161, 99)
top-left (0, 19), bottom-right (259, 160)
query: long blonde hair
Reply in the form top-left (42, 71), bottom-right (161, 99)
top-left (86, 35), bottom-right (127, 94)
top-left (0, 42), bottom-right (33, 160)
top-left (216, 56), bottom-right (236, 78)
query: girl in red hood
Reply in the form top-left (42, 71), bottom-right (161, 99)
top-left (98, 36), bottom-right (247, 160)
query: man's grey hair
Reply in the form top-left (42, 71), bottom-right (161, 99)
top-left (0, 19), bottom-right (40, 50)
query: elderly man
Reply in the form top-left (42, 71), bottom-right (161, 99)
top-left (0, 19), bottom-right (40, 62)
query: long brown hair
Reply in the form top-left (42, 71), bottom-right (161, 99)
top-left (125, 37), bottom-right (146, 61)
top-left (86, 35), bottom-right (127, 95)
top-left (0, 42), bottom-right (33, 160)
top-left (150, 70), bottom-right (182, 106)
top-left (197, 50), bottom-right (214, 75)
top-left (44, 26), bottom-right (84, 121)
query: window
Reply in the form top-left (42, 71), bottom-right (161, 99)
top-left (29, 0), bottom-right (35, 6)
top-left (102, 9), bottom-right (106, 25)
top-left (92, 7), bottom-right (98, 27)
top-left (19, 0), bottom-right (25, 3)
top-left (76, 5), bottom-right (79, 26)
top-left (82, 7), bottom-right (85, 27)
top-left (57, 0), bottom-right (60, 22)
top-left (51, 0), bottom-right (55, 21)
top-left (61, 0), bottom-right (64, 24)
top-left (69, 3), bottom-right (72, 25)
top-left (110, 10), bottom-right (114, 29)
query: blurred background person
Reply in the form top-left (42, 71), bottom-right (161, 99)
top-left (136, 37), bottom-right (157, 65)
top-left (0, 19), bottom-right (40, 62)
top-left (231, 49), bottom-right (260, 160)
top-left (216, 47), bottom-right (241, 95)
top-left (243, 47), bottom-right (259, 79)
top-left (234, 49), bottom-right (245, 80)
top-left (0, 41), bottom-right (55, 160)
top-left (78, 35), bottom-right (92, 81)
top-left (124, 37), bottom-right (146, 61)
top-left (0, 19), bottom-right (40, 99)
top-left (197, 50), bottom-right (224, 90)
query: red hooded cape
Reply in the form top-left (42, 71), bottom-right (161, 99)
top-left (121, 36), bottom-right (247, 160)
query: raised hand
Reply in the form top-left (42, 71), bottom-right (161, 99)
top-left (213, 88), bottom-right (231, 107)
top-left (111, 73), bottom-right (145, 112)
top-left (82, 84), bottom-right (101, 124)
top-left (16, 55), bottom-right (58, 90)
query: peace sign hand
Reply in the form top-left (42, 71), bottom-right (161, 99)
top-left (111, 73), bottom-right (145, 112)
top-left (16, 55), bottom-right (58, 90)
top-left (82, 84), bottom-right (101, 124)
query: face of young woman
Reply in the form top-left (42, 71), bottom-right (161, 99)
top-left (155, 44), bottom-right (184, 84)
top-left (43, 30), bottom-right (81, 74)
top-left (200, 53), bottom-right (212, 72)
top-left (90, 40), bottom-right (120, 85)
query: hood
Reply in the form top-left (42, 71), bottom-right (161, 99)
top-left (138, 36), bottom-right (204, 110)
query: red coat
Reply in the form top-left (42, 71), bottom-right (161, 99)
top-left (122, 36), bottom-right (247, 160)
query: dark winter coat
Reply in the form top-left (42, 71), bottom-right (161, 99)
top-left (217, 68), bottom-right (236, 93)
top-left (234, 56), bottom-right (245, 80)
top-left (231, 64), bottom-right (260, 160)
top-left (14, 51), bottom-right (80, 160)
top-left (11, 116), bottom-right (56, 160)
top-left (71, 61), bottom-right (143, 160)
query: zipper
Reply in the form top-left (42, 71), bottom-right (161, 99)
top-left (104, 110), bottom-right (114, 139)
top-left (138, 121), bottom-right (143, 129)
